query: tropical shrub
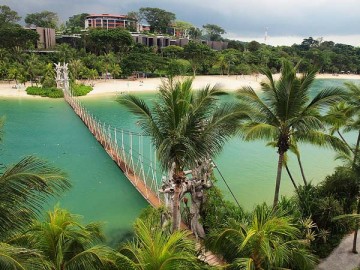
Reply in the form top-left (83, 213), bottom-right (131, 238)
top-left (26, 86), bottom-right (64, 98)
top-left (120, 207), bottom-right (203, 270)
top-left (208, 203), bottom-right (317, 270)
top-left (71, 83), bottom-right (93, 96)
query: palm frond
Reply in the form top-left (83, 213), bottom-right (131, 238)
top-left (240, 122), bottom-right (278, 142)
top-left (237, 86), bottom-right (278, 125)
top-left (306, 87), bottom-right (346, 111)
top-left (294, 131), bottom-right (350, 154)
top-left (0, 156), bottom-right (70, 238)
top-left (0, 243), bottom-right (49, 270)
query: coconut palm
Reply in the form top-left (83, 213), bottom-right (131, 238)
top-left (237, 61), bottom-right (347, 207)
top-left (209, 204), bottom-right (317, 270)
top-left (118, 78), bottom-right (243, 231)
top-left (119, 217), bottom-right (200, 270)
top-left (325, 82), bottom-right (360, 253)
top-left (15, 206), bottom-right (135, 270)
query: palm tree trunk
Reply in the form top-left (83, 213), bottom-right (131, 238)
top-left (352, 130), bottom-right (360, 252)
top-left (285, 165), bottom-right (298, 190)
top-left (353, 131), bottom-right (360, 166)
top-left (172, 182), bottom-right (181, 232)
top-left (297, 155), bottom-right (307, 185)
top-left (337, 131), bottom-right (353, 153)
top-left (353, 198), bottom-right (360, 253)
top-left (273, 153), bottom-right (284, 207)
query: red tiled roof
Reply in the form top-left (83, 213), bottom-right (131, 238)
top-left (86, 14), bottom-right (128, 19)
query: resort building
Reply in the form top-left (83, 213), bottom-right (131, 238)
top-left (25, 27), bottom-right (56, 49)
top-left (85, 14), bottom-right (135, 30)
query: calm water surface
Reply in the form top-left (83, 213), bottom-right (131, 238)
top-left (0, 79), bottom-right (358, 242)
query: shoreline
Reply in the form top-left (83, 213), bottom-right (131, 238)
top-left (0, 74), bottom-right (360, 99)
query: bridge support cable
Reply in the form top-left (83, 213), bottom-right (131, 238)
top-left (213, 161), bottom-right (241, 208)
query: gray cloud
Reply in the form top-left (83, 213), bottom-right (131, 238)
top-left (2, 0), bottom-right (359, 45)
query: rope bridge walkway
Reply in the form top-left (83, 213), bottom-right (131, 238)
top-left (64, 89), bottom-right (162, 208)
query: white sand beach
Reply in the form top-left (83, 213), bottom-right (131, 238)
top-left (0, 74), bottom-right (360, 98)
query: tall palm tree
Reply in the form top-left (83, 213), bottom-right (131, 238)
top-left (237, 61), bottom-right (347, 207)
top-left (120, 217), bottom-right (200, 270)
top-left (15, 206), bottom-right (134, 270)
top-left (325, 82), bottom-right (360, 253)
top-left (118, 78), bottom-right (243, 231)
top-left (209, 204), bottom-right (317, 270)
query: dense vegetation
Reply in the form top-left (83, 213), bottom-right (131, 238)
top-left (0, 5), bottom-right (359, 91)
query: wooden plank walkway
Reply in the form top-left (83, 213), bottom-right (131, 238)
top-left (63, 94), bottom-right (224, 267)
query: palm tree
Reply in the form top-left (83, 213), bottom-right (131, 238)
top-left (15, 206), bottom-right (134, 270)
top-left (120, 217), bottom-right (200, 269)
top-left (118, 78), bottom-right (242, 231)
top-left (237, 61), bottom-right (346, 207)
top-left (325, 82), bottom-right (360, 253)
top-left (209, 204), bottom-right (317, 270)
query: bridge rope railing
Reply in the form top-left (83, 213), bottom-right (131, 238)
top-left (63, 86), bottom-right (163, 207)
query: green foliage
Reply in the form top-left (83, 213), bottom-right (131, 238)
top-left (202, 185), bottom-right (246, 232)
top-left (0, 5), bottom-right (21, 27)
top-left (118, 78), bottom-right (242, 171)
top-left (25, 10), bottom-right (58, 28)
top-left (0, 26), bottom-right (39, 49)
top-left (65, 13), bottom-right (89, 33)
top-left (320, 167), bottom-right (358, 213)
top-left (87, 28), bottom-right (134, 54)
top-left (208, 203), bottom-right (317, 269)
top-left (120, 209), bottom-right (202, 270)
top-left (237, 61), bottom-right (347, 206)
top-left (15, 206), bottom-right (134, 270)
top-left (26, 86), bottom-right (64, 98)
top-left (183, 41), bottom-right (216, 75)
top-left (202, 24), bottom-right (226, 41)
top-left (166, 59), bottom-right (190, 77)
top-left (71, 83), bottom-right (93, 96)
top-left (139, 7), bottom-right (176, 33)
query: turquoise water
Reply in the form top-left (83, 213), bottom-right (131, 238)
top-left (0, 79), bottom-right (358, 241)
top-left (0, 97), bottom-right (147, 244)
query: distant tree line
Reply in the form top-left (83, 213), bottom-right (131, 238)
top-left (0, 4), bottom-right (359, 86)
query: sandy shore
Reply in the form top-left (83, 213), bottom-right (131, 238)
top-left (0, 74), bottom-right (360, 98)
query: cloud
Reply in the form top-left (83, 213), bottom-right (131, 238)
top-left (3, 0), bottom-right (359, 45)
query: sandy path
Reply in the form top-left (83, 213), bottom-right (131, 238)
top-left (317, 231), bottom-right (360, 270)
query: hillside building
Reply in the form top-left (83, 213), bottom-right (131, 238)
top-left (85, 14), bottom-right (135, 30)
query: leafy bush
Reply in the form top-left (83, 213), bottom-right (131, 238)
top-left (26, 86), bottom-right (64, 98)
top-left (319, 167), bottom-right (358, 213)
top-left (71, 84), bottom-right (93, 96)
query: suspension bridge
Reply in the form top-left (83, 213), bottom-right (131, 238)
top-left (57, 64), bottom-right (224, 266)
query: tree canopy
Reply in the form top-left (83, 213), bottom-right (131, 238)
top-left (203, 23), bottom-right (226, 41)
top-left (139, 7), bottom-right (176, 33)
top-left (0, 5), bottom-right (20, 27)
top-left (25, 10), bottom-right (59, 28)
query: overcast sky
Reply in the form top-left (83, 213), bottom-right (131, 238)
top-left (2, 0), bottom-right (360, 46)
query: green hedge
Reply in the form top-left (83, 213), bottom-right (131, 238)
top-left (26, 86), bottom-right (64, 98)
top-left (71, 84), bottom-right (93, 96)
